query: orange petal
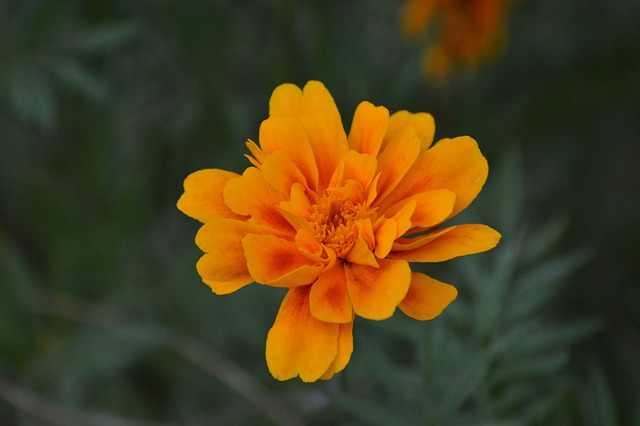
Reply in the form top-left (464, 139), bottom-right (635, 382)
top-left (374, 218), bottom-right (397, 258)
top-left (391, 226), bottom-right (455, 252)
top-left (375, 124), bottom-right (422, 202)
top-left (384, 110), bottom-right (436, 151)
top-left (347, 101), bottom-right (389, 156)
top-left (269, 83), bottom-right (303, 118)
top-left (266, 286), bottom-right (340, 382)
top-left (384, 189), bottom-right (456, 230)
top-left (345, 237), bottom-right (379, 267)
top-left (309, 263), bottom-right (352, 323)
top-left (388, 224), bottom-right (501, 262)
top-left (299, 112), bottom-right (349, 189)
top-left (345, 258), bottom-right (411, 320)
top-left (399, 273), bottom-right (458, 320)
top-left (320, 321), bottom-right (354, 380)
top-left (223, 168), bottom-right (293, 236)
top-left (377, 136), bottom-right (488, 219)
top-left (245, 139), bottom-right (264, 167)
top-left (202, 278), bottom-right (252, 296)
top-left (402, 0), bottom-right (437, 37)
top-left (260, 151), bottom-right (307, 196)
top-left (330, 150), bottom-right (378, 191)
top-left (242, 233), bottom-right (323, 287)
top-left (259, 117), bottom-right (319, 189)
top-left (194, 219), bottom-right (272, 292)
top-left (301, 80), bottom-right (341, 116)
top-left (177, 169), bottom-right (245, 223)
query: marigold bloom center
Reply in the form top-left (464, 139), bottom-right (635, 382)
top-left (309, 190), bottom-right (374, 258)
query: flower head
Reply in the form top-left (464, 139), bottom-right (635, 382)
top-left (177, 81), bottom-right (500, 382)
top-left (402, 0), bottom-right (512, 80)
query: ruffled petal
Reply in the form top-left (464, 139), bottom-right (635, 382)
top-left (345, 258), bottom-right (411, 320)
top-left (330, 150), bottom-right (378, 191)
top-left (177, 169), bottom-right (244, 223)
top-left (309, 263), bottom-right (352, 323)
top-left (260, 150), bottom-right (307, 196)
top-left (320, 321), bottom-right (354, 380)
top-left (375, 124), bottom-right (422, 202)
top-left (194, 219), bottom-right (273, 293)
top-left (348, 101), bottom-right (389, 156)
top-left (223, 167), bottom-right (293, 236)
top-left (374, 219), bottom-right (397, 258)
top-left (269, 80), bottom-right (342, 119)
top-left (345, 237), bottom-right (379, 267)
top-left (388, 224), bottom-right (501, 262)
top-left (243, 234), bottom-right (323, 287)
top-left (384, 189), bottom-right (456, 230)
top-left (259, 117), bottom-right (319, 189)
top-left (384, 110), bottom-right (436, 151)
top-left (266, 286), bottom-right (340, 382)
top-left (377, 136), bottom-right (488, 219)
top-left (399, 273), bottom-right (458, 320)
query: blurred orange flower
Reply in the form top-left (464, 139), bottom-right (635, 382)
top-left (402, 0), bottom-right (512, 79)
top-left (177, 81), bottom-right (500, 382)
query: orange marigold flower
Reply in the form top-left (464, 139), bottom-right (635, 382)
top-left (402, 0), bottom-right (512, 80)
top-left (177, 81), bottom-right (500, 382)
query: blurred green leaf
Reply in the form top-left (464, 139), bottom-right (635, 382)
top-left (67, 22), bottom-right (137, 53)
top-left (6, 67), bottom-right (56, 129)
top-left (54, 60), bottom-right (108, 102)
top-left (587, 363), bottom-right (619, 426)
top-left (507, 319), bottom-right (602, 358)
top-left (505, 247), bottom-right (593, 322)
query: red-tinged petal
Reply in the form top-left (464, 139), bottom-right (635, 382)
top-left (299, 112), bottom-right (349, 189)
top-left (266, 286), bottom-right (340, 382)
top-left (374, 218), bottom-right (397, 258)
top-left (384, 189), bottom-right (456, 230)
top-left (309, 263), bottom-right (353, 323)
top-left (391, 226), bottom-right (455, 252)
top-left (243, 233), bottom-right (323, 287)
top-left (177, 169), bottom-right (245, 223)
top-left (260, 151), bottom-right (307, 196)
top-left (375, 124), bottom-right (422, 202)
top-left (399, 273), bottom-right (458, 320)
top-left (388, 224), bottom-right (501, 262)
top-left (377, 136), bottom-right (488, 219)
top-left (384, 110), bottom-right (436, 151)
top-left (202, 278), bottom-right (252, 296)
top-left (348, 101), bottom-right (389, 156)
top-left (345, 258), bottom-right (411, 320)
top-left (223, 168), bottom-right (293, 236)
top-left (295, 229), bottom-right (325, 262)
top-left (269, 83), bottom-right (304, 118)
top-left (320, 321), bottom-right (354, 380)
top-left (345, 237), bottom-right (379, 267)
top-left (194, 219), bottom-right (273, 289)
top-left (259, 117), bottom-right (319, 189)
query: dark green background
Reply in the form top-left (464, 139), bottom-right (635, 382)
top-left (1, 0), bottom-right (639, 425)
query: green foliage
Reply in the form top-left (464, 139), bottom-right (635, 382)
top-left (336, 151), bottom-right (604, 425)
